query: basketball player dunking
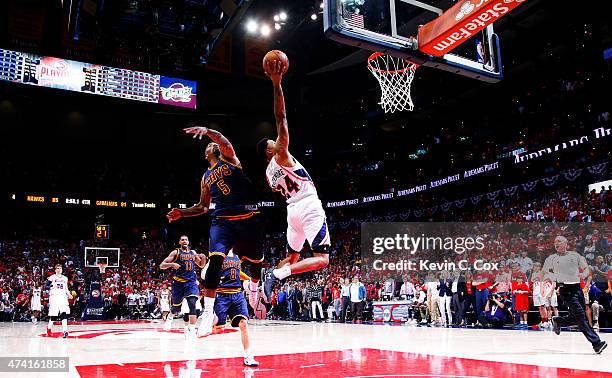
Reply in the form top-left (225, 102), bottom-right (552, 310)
top-left (167, 127), bottom-right (264, 336)
top-left (159, 235), bottom-right (206, 338)
top-left (257, 59), bottom-right (331, 302)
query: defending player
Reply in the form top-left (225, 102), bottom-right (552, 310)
top-left (159, 235), bottom-right (206, 338)
top-left (30, 283), bottom-right (42, 325)
top-left (209, 250), bottom-right (259, 366)
top-left (167, 126), bottom-right (264, 336)
top-left (157, 283), bottom-right (171, 322)
top-left (46, 264), bottom-right (72, 338)
top-left (257, 58), bottom-right (330, 301)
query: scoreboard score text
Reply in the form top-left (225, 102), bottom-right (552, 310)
top-left (95, 225), bottom-right (110, 240)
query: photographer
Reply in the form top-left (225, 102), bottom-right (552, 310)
top-left (478, 293), bottom-right (511, 329)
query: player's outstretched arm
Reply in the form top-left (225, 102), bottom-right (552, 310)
top-left (167, 177), bottom-right (210, 223)
top-left (160, 250), bottom-right (180, 270)
top-left (264, 60), bottom-right (291, 164)
top-left (183, 125), bottom-right (240, 166)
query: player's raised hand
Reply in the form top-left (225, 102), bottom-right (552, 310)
top-left (264, 60), bottom-right (284, 85)
top-left (166, 208), bottom-right (182, 223)
top-left (183, 126), bottom-right (209, 140)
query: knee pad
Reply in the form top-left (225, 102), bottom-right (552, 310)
top-left (60, 312), bottom-right (68, 320)
top-left (50, 316), bottom-right (60, 321)
top-left (171, 305), bottom-right (181, 315)
top-left (182, 313), bottom-right (189, 322)
top-left (203, 254), bottom-right (224, 290)
top-left (186, 296), bottom-right (198, 316)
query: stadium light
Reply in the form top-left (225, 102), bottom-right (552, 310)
top-left (246, 19), bottom-right (258, 33)
top-left (274, 15), bottom-right (280, 22)
top-left (320, 2), bottom-right (324, 9)
top-left (274, 23), bottom-right (281, 30)
top-left (260, 24), bottom-right (271, 37)
top-left (279, 12), bottom-right (287, 21)
top-left (311, 13), bottom-right (318, 21)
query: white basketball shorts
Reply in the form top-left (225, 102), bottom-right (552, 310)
top-left (48, 295), bottom-right (70, 316)
top-left (286, 196), bottom-right (331, 252)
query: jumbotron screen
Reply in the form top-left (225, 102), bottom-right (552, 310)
top-left (0, 48), bottom-right (197, 109)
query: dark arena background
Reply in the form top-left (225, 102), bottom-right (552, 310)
top-left (0, 0), bottom-right (611, 377)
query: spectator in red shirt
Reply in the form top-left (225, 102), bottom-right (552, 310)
top-left (331, 283), bottom-right (341, 321)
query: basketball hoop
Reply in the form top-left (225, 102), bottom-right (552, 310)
top-left (96, 262), bottom-right (108, 274)
top-left (367, 52), bottom-right (419, 113)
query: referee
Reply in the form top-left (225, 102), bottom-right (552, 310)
top-left (544, 236), bottom-right (607, 354)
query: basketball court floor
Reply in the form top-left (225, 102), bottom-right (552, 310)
top-left (0, 320), bottom-right (610, 377)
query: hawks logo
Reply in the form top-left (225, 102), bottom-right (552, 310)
top-left (160, 83), bottom-right (193, 103)
top-left (91, 289), bottom-right (101, 298)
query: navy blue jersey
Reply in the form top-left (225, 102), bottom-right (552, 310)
top-left (172, 248), bottom-right (197, 283)
top-left (203, 157), bottom-right (257, 218)
top-left (217, 254), bottom-right (243, 294)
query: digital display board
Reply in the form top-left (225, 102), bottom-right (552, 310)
top-left (95, 225), bottom-right (110, 240)
top-left (0, 48), bottom-right (197, 109)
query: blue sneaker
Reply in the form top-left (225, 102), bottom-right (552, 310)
top-left (261, 268), bottom-right (276, 304)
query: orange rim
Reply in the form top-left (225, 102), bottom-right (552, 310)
top-left (367, 52), bottom-right (419, 74)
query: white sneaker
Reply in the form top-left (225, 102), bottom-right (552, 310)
top-left (197, 311), bottom-right (214, 337)
top-left (243, 356), bottom-right (259, 367)
top-left (185, 328), bottom-right (197, 341)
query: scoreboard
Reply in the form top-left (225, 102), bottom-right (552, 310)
top-left (95, 225), bottom-right (110, 240)
top-left (0, 48), bottom-right (196, 109)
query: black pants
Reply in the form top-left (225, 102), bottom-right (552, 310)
top-left (340, 296), bottom-right (350, 322)
top-left (556, 284), bottom-right (601, 346)
top-left (452, 293), bottom-right (464, 325)
top-left (351, 301), bottom-right (364, 321)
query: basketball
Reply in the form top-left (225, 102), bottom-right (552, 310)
top-left (263, 50), bottom-right (289, 75)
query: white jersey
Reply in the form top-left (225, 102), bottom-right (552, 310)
top-left (31, 288), bottom-right (42, 311)
top-left (48, 274), bottom-right (69, 297)
top-left (160, 289), bottom-right (170, 303)
top-left (266, 156), bottom-right (318, 204)
top-left (48, 275), bottom-right (70, 316)
top-left (160, 289), bottom-right (171, 313)
top-left (31, 288), bottom-right (41, 302)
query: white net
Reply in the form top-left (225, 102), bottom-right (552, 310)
top-left (367, 53), bottom-right (419, 113)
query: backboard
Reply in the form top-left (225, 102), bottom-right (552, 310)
top-left (323, 0), bottom-right (505, 82)
top-left (85, 247), bottom-right (120, 268)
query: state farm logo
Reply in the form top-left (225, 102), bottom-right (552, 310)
top-left (160, 83), bottom-right (193, 103)
top-left (455, 1), bottom-right (476, 21)
top-left (92, 289), bottom-right (100, 298)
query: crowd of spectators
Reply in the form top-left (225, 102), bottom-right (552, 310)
top-left (0, 184), bottom-right (611, 329)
